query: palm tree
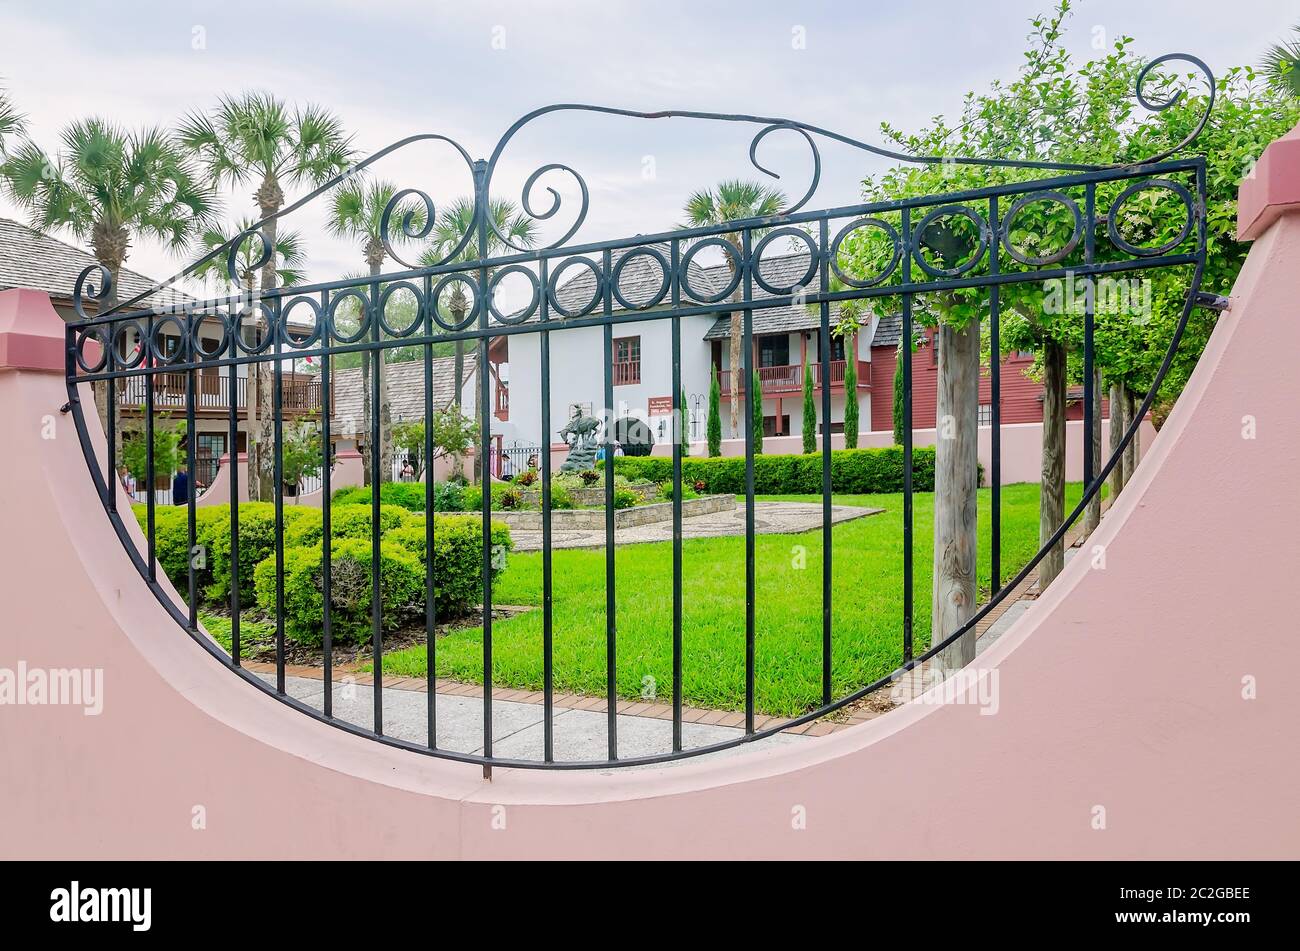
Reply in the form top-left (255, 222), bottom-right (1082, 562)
top-left (328, 179), bottom-right (425, 485)
top-left (422, 196), bottom-right (536, 481)
top-left (1264, 25), bottom-right (1300, 98)
top-left (193, 218), bottom-right (305, 292)
top-left (679, 180), bottom-right (785, 438)
top-left (177, 92), bottom-right (353, 502)
top-left (3, 118), bottom-right (217, 439)
top-left (0, 86), bottom-right (26, 158)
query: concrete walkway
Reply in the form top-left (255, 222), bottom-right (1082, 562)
top-left (508, 500), bottom-right (880, 551)
top-left (256, 673), bottom-right (811, 765)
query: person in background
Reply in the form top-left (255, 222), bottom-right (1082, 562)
top-left (118, 465), bottom-right (136, 498)
top-left (172, 464), bottom-right (190, 506)
top-left (526, 453), bottom-right (539, 471)
top-left (400, 458), bottom-right (415, 481)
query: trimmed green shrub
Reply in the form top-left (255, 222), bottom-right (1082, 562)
top-left (330, 481), bottom-right (428, 512)
top-left (132, 502), bottom-right (315, 604)
top-left (656, 480), bottom-right (699, 502)
top-left (135, 504), bottom-right (226, 598)
top-left (613, 445), bottom-right (949, 494)
top-left (386, 514), bottom-right (513, 617)
top-left (283, 503), bottom-right (414, 548)
top-left (432, 481), bottom-right (465, 512)
top-left (254, 538), bottom-right (425, 646)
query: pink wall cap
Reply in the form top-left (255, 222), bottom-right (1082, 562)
top-left (334, 449), bottom-right (362, 459)
top-left (0, 289), bottom-right (75, 373)
top-left (1239, 121), bottom-right (1300, 241)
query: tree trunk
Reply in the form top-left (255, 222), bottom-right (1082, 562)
top-left (1038, 338), bottom-right (1067, 590)
top-left (1123, 388), bottom-right (1140, 488)
top-left (1108, 380), bottom-right (1126, 500)
top-left (360, 349), bottom-right (372, 486)
top-left (1084, 365), bottom-right (1103, 534)
top-left (247, 209), bottom-right (280, 502)
top-left (931, 318), bottom-right (980, 675)
top-left (94, 267), bottom-right (120, 454)
top-left (451, 299), bottom-right (467, 481)
top-left (367, 259), bottom-right (393, 485)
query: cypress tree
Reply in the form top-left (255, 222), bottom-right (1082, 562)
top-left (707, 364), bottom-right (722, 457)
top-left (751, 369), bottom-right (764, 455)
top-left (892, 335), bottom-right (913, 446)
top-left (843, 334), bottom-right (859, 449)
top-left (802, 355), bottom-right (817, 455)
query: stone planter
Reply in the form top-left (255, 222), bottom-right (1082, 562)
top-left (511, 481), bottom-right (658, 508)
top-left (493, 494), bottom-right (735, 531)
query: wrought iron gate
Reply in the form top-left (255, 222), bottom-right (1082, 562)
top-left (64, 54), bottom-right (1214, 770)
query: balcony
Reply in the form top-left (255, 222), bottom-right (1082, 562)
top-left (719, 359), bottom-right (868, 396)
top-left (115, 371), bottom-right (329, 418)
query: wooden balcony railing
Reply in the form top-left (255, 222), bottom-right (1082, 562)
top-left (719, 359), bottom-right (866, 395)
top-left (612, 360), bottom-right (640, 386)
top-left (116, 372), bottom-right (329, 417)
top-left (495, 382), bottom-right (510, 421)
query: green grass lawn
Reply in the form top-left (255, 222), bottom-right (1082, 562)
top-left (372, 482), bottom-right (1088, 717)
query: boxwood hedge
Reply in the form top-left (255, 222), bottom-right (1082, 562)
top-left (612, 445), bottom-right (953, 494)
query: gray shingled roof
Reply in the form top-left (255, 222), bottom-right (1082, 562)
top-left (0, 216), bottom-right (189, 311)
top-left (870, 314), bottom-right (903, 349)
top-left (532, 244), bottom-right (880, 341)
top-left (536, 242), bottom-right (719, 318)
top-left (701, 252), bottom-right (862, 341)
top-left (330, 354), bottom-right (475, 434)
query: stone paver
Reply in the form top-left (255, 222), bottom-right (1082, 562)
top-left (507, 500), bottom-right (880, 551)
top-left (256, 673), bottom-right (812, 765)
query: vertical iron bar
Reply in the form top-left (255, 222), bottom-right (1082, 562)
top-left (602, 247), bottom-right (617, 759)
top-left (423, 275), bottom-right (435, 747)
top-left (540, 259), bottom-right (554, 762)
top-left (369, 280), bottom-right (383, 734)
top-left (228, 332), bottom-right (240, 666)
top-left (145, 315), bottom-right (156, 583)
top-left (670, 240), bottom-right (684, 752)
top-left (320, 289), bottom-right (333, 718)
top-left (473, 160), bottom-right (493, 777)
top-left (988, 196), bottom-right (1002, 594)
top-left (185, 337), bottom-right (198, 632)
top-left (106, 362), bottom-right (117, 514)
top-left (901, 209), bottom-right (914, 664)
top-left (817, 217), bottom-right (833, 706)
top-left (1083, 184), bottom-right (1097, 491)
top-left (742, 229), bottom-right (756, 733)
top-left (273, 306), bottom-right (286, 696)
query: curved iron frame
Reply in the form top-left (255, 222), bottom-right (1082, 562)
top-left (64, 57), bottom-right (1212, 770)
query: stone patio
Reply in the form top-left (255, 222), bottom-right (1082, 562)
top-left (507, 499), bottom-right (882, 550)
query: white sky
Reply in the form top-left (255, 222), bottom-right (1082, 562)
top-left (1, 0), bottom-right (1295, 296)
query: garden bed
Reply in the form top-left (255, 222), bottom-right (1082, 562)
top-left (491, 493), bottom-right (735, 530)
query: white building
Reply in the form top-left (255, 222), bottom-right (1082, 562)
top-left (489, 248), bottom-right (873, 459)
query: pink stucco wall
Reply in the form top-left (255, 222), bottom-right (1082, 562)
top-left (1, 124), bottom-right (1298, 859)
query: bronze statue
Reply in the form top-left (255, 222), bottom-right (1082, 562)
top-left (558, 406), bottom-right (601, 472)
